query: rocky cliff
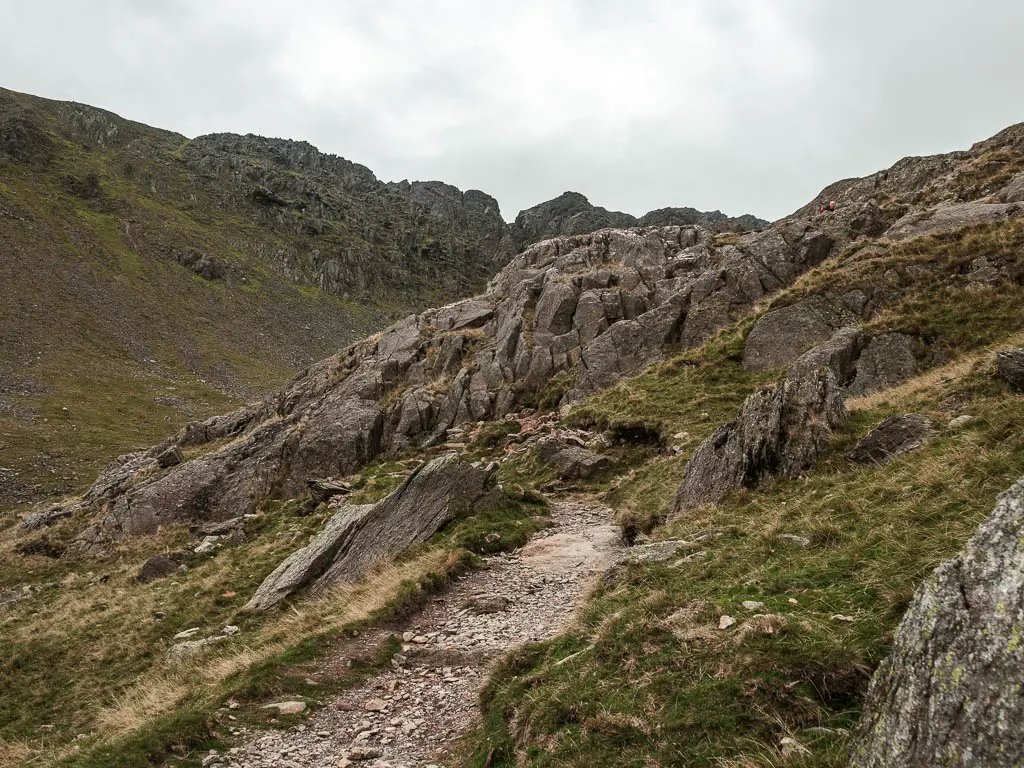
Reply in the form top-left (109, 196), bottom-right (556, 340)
top-left (40, 121), bottom-right (1024, 551)
top-left (0, 86), bottom-right (768, 509)
top-left (509, 191), bottom-right (767, 250)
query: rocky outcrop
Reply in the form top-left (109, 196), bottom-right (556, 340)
top-left (60, 214), bottom-right (844, 543)
top-left (639, 208), bottom-right (768, 232)
top-left (845, 333), bottom-right (920, 397)
top-left (850, 414), bottom-right (934, 466)
top-left (743, 295), bottom-right (855, 372)
top-left (849, 477), bottom-right (1024, 767)
top-left (509, 192), bottom-right (636, 250)
top-left (245, 454), bottom-right (494, 612)
top-left (48, 120), bottom-right (1024, 545)
top-left (180, 134), bottom-right (516, 299)
top-left (884, 200), bottom-right (1024, 241)
top-left (673, 328), bottom-right (864, 516)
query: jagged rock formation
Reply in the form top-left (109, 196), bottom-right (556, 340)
top-left (58, 216), bottom-right (837, 544)
top-left (849, 477), bottom-right (1024, 767)
top-left (245, 453), bottom-right (493, 612)
top-left (179, 133), bottom-right (515, 298)
top-left (32, 114), bottom-right (1024, 548)
top-left (1, 85), bottom-right (770, 510)
top-left (673, 328), bottom-right (862, 516)
top-left (743, 125), bottom-right (1024, 374)
top-left (509, 191), bottom-right (767, 251)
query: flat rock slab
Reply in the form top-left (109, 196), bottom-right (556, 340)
top-left (245, 453), bottom-right (493, 612)
top-left (518, 526), bottom-right (621, 574)
top-left (850, 414), bottom-right (934, 466)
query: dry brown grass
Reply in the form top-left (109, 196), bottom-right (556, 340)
top-left (85, 550), bottom-right (449, 742)
top-left (846, 330), bottom-right (1024, 412)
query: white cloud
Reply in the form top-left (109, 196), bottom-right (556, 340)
top-left (1, 0), bottom-right (1021, 220)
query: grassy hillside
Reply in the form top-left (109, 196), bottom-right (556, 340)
top-left (2, 220), bottom-right (1019, 768)
top-left (0, 87), bottom-right (503, 515)
top-left (459, 221), bottom-right (1024, 766)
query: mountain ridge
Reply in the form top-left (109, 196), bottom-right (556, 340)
top-left (0, 85), bottom-right (763, 512)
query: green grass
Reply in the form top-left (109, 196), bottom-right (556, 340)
top-left (456, 221), bottom-right (1024, 767)
top-left (462, 368), bottom-right (1024, 767)
top-left (0, 444), bottom-right (554, 766)
top-left (567, 318), bottom-right (775, 442)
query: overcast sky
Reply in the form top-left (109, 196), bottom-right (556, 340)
top-left (2, 0), bottom-right (1022, 221)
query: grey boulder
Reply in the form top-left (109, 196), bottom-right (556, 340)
top-left (850, 414), bottom-right (934, 466)
top-left (244, 453), bottom-right (494, 611)
top-left (996, 348), bottom-right (1024, 391)
top-left (850, 477), bottom-right (1024, 767)
top-left (673, 329), bottom-right (859, 517)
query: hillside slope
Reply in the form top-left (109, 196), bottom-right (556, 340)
top-left (0, 87), bottom-right (764, 514)
top-left (0, 87), bottom-right (514, 511)
top-left (4, 103), bottom-right (1023, 766)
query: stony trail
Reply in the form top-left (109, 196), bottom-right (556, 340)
top-left (227, 497), bottom-right (622, 768)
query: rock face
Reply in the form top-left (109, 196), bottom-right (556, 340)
top-left (61, 215), bottom-right (843, 544)
top-left (849, 477), bottom-right (1024, 768)
top-left (743, 295), bottom-right (855, 372)
top-left (244, 454), bottom-right (493, 611)
top-left (850, 414), bottom-right (934, 466)
top-left (673, 328), bottom-right (865, 516)
top-left (180, 133), bottom-right (516, 299)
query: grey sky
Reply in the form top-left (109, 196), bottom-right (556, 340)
top-left (2, 0), bottom-right (1022, 221)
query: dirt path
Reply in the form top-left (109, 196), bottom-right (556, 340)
top-left (227, 497), bottom-right (621, 768)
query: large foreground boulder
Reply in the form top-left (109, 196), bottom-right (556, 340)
top-left (244, 453), bottom-right (494, 611)
top-left (850, 477), bottom-right (1024, 767)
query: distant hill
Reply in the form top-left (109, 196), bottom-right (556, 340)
top-left (0, 87), bottom-right (765, 510)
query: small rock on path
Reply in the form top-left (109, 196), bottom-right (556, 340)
top-left (227, 497), bottom-right (620, 768)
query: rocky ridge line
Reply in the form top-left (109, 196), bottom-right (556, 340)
top-left (849, 476), bottom-right (1024, 767)
top-left (26, 123), bottom-right (1024, 554)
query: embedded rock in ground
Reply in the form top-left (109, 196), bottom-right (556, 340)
top-left (136, 555), bottom-right (179, 583)
top-left (156, 445), bottom-right (184, 468)
top-left (625, 540), bottom-right (691, 564)
top-left (244, 453), bottom-right (494, 611)
top-left (260, 701), bottom-right (307, 716)
top-left (538, 439), bottom-right (612, 480)
top-left (673, 330), bottom-right (858, 517)
top-left (996, 348), bottom-right (1024, 391)
top-left (21, 504), bottom-right (72, 531)
top-left (850, 414), bottom-right (935, 466)
top-left (883, 200), bottom-right (1024, 241)
top-left (466, 594), bottom-right (510, 614)
top-left (849, 477), bottom-right (1024, 767)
